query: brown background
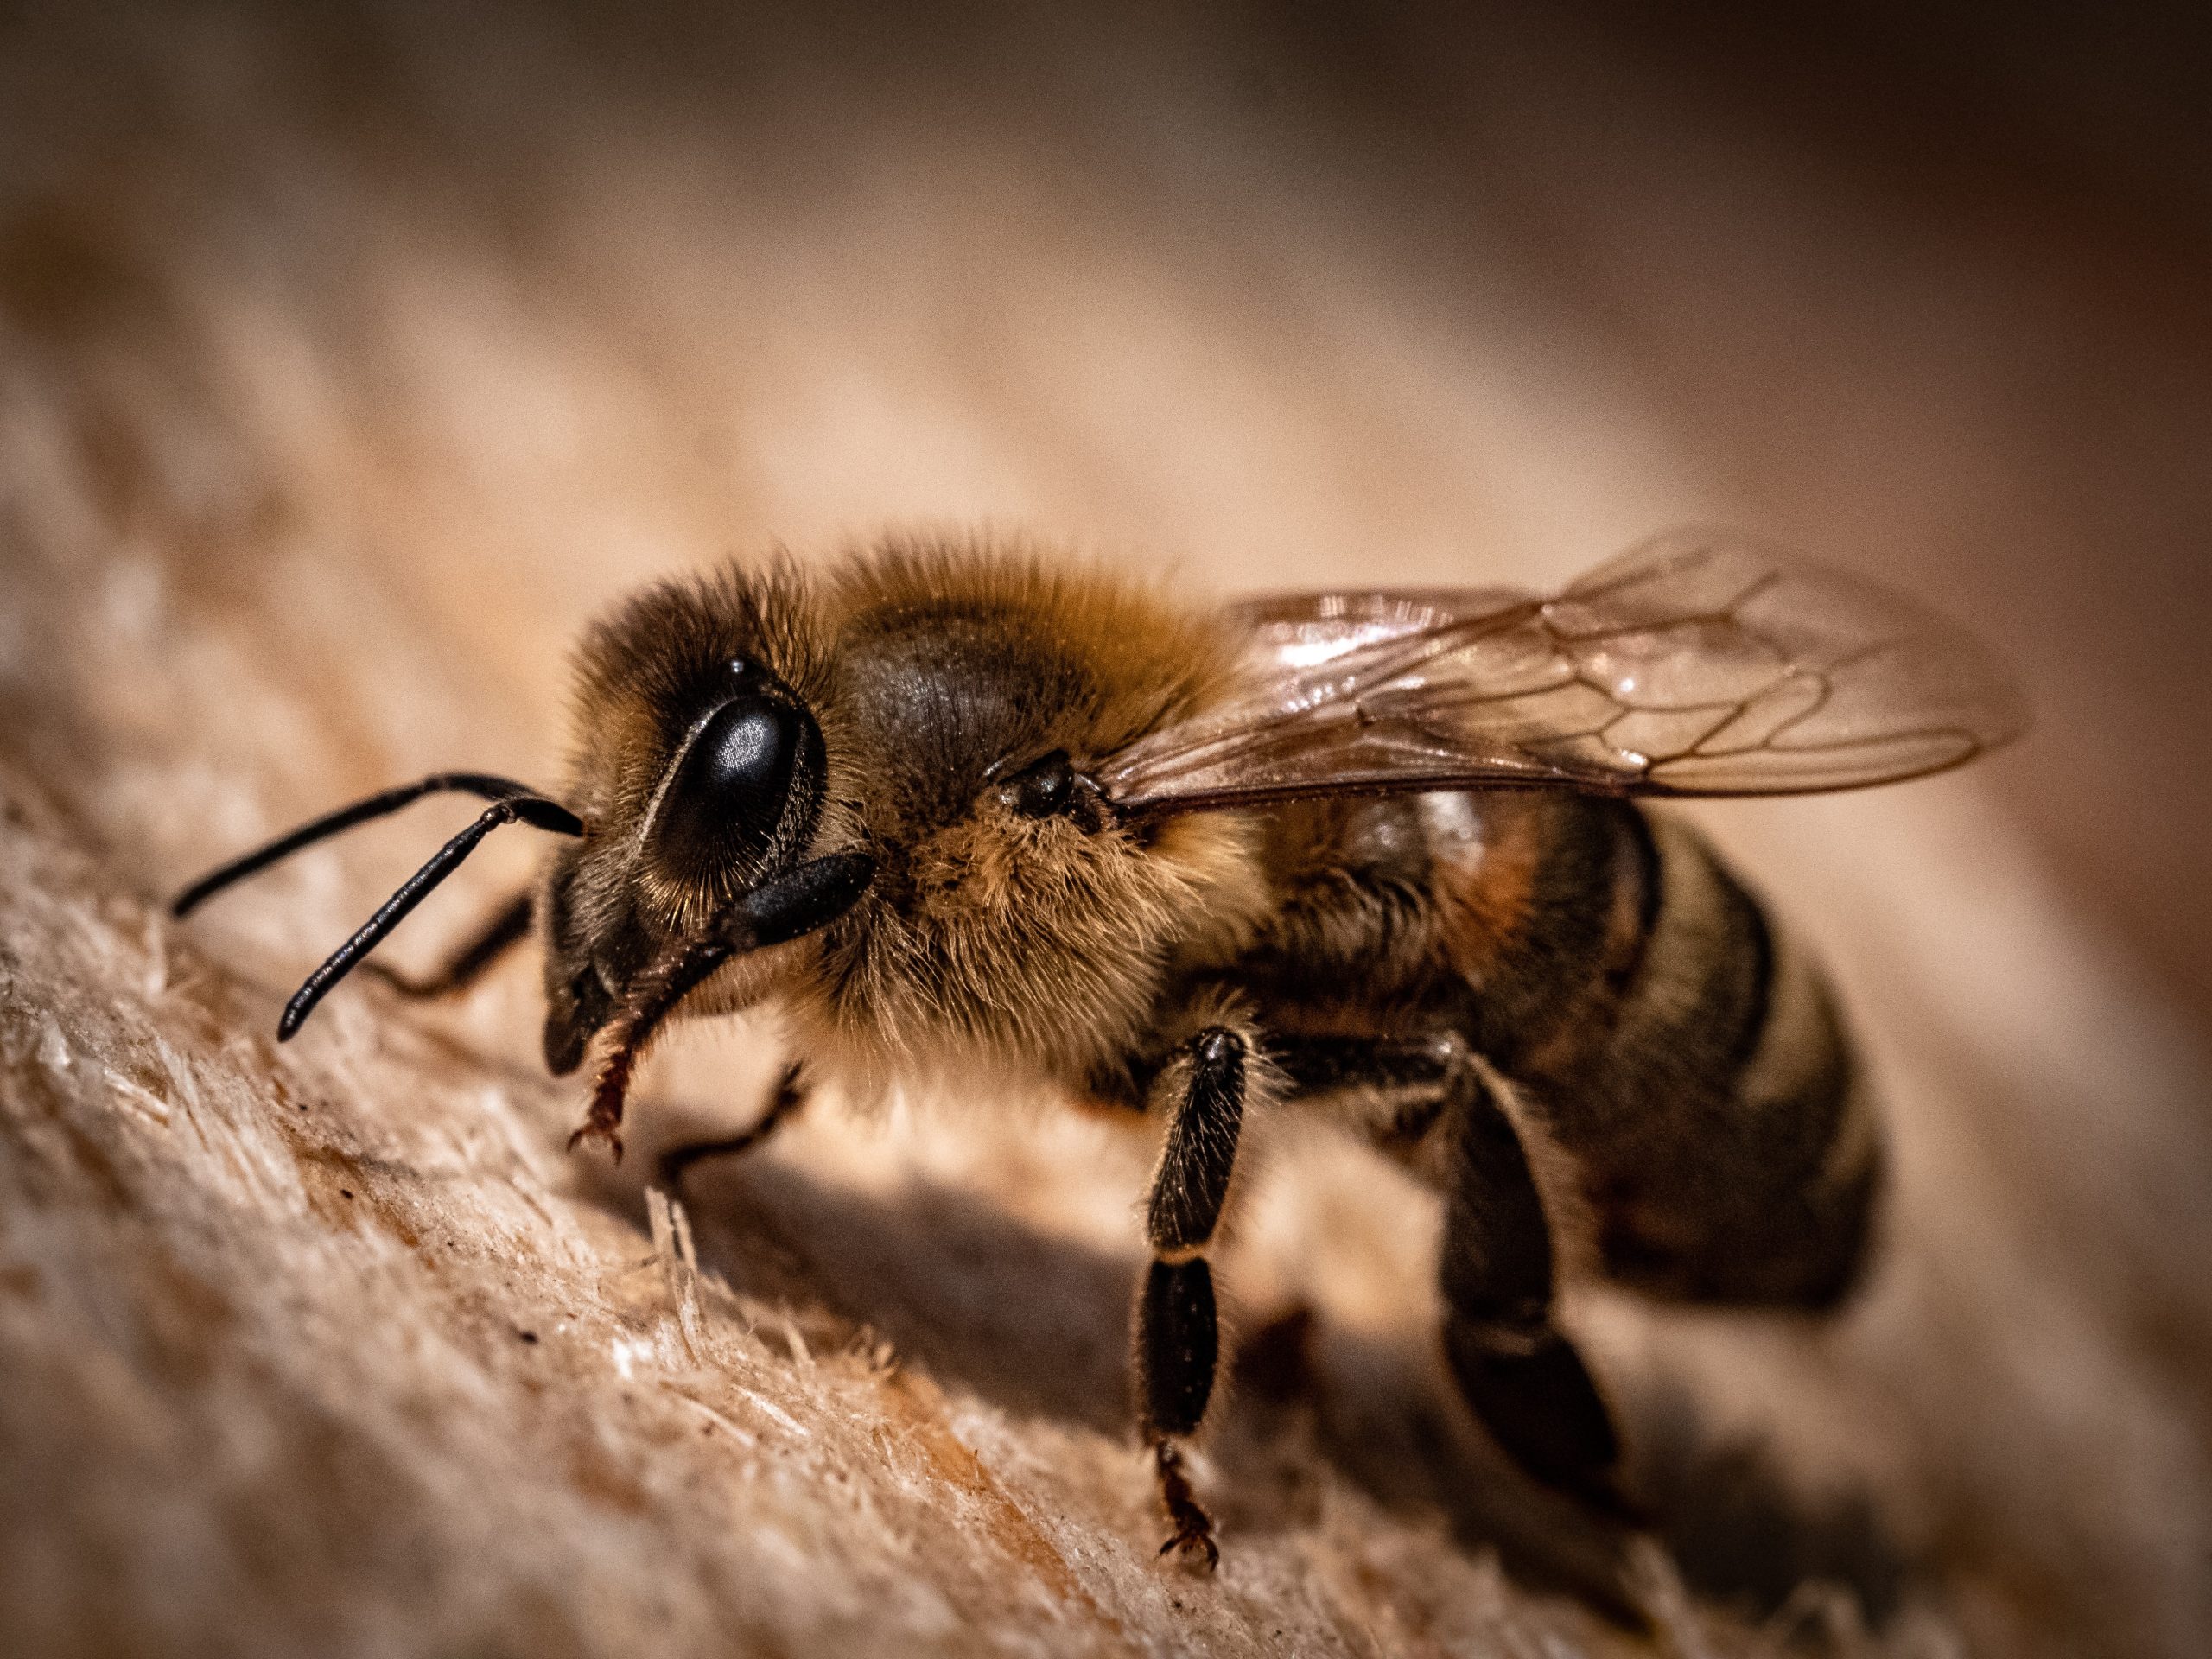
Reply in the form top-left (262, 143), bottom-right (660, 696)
top-left (2, 3), bottom-right (2208, 1656)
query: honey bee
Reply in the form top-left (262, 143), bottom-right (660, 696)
top-left (175, 530), bottom-right (2024, 1567)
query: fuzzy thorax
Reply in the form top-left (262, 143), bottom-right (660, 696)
top-left (792, 802), bottom-right (1266, 1091)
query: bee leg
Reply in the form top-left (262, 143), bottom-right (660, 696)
top-left (658, 1061), bottom-right (808, 1192)
top-left (1435, 1062), bottom-right (1635, 1519)
top-left (1269, 1030), bottom-right (1470, 1147)
top-left (1135, 1025), bottom-right (1248, 1572)
top-left (361, 889), bottom-right (534, 998)
top-left (1269, 1033), bottom-right (1634, 1516)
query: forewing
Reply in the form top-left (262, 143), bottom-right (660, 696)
top-left (1099, 530), bottom-right (2025, 812)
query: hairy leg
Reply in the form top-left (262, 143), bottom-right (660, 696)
top-left (1134, 1025), bottom-right (1249, 1569)
top-left (1438, 1063), bottom-right (1630, 1514)
top-left (1270, 1031), bottom-right (1632, 1516)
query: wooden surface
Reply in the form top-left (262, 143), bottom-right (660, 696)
top-left (2, 4), bottom-right (2208, 1656)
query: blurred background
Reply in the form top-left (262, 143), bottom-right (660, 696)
top-left (2, 3), bottom-right (2208, 1656)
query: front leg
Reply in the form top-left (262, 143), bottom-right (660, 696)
top-left (1134, 1024), bottom-right (1249, 1571)
top-left (566, 852), bottom-right (874, 1159)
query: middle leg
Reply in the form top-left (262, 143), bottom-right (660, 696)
top-left (658, 1061), bottom-right (810, 1192)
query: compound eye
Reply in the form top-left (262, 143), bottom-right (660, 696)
top-left (653, 693), bottom-right (809, 877)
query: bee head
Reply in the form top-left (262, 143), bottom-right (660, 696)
top-left (541, 563), bottom-right (841, 1074)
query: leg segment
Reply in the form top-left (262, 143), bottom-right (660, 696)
top-left (363, 889), bottom-right (533, 999)
top-left (565, 853), bottom-right (874, 1158)
top-left (1137, 1260), bottom-right (1219, 1565)
top-left (1135, 1026), bottom-right (1248, 1569)
top-left (1269, 1031), bottom-right (1630, 1515)
top-left (658, 1062), bottom-right (809, 1191)
top-left (1147, 1030), bottom-right (1246, 1253)
top-left (1271, 1029), bottom-right (1469, 1146)
top-left (1435, 1062), bottom-right (1630, 1515)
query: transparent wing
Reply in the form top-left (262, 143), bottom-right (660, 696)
top-left (1099, 529), bottom-right (2026, 813)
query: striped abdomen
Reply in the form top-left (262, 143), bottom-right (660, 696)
top-left (1426, 791), bottom-right (1881, 1309)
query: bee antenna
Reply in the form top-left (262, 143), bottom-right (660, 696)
top-left (270, 790), bottom-right (585, 1041)
top-left (173, 773), bottom-right (581, 918)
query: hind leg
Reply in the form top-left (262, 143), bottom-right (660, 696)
top-left (1273, 1032), bottom-right (1631, 1516)
top-left (1436, 1059), bottom-right (1631, 1516)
